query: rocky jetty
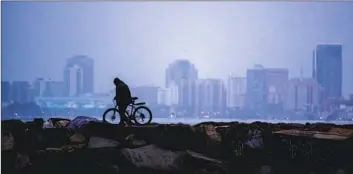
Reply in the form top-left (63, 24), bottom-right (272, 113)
top-left (2, 117), bottom-right (353, 174)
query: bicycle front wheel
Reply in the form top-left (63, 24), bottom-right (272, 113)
top-left (102, 108), bottom-right (122, 124)
top-left (132, 106), bottom-right (153, 125)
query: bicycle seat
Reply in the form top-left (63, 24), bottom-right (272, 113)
top-left (132, 97), bottom-right (138, 100)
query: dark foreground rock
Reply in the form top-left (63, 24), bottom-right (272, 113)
top-left (2, 118), bottom-right (353, 174)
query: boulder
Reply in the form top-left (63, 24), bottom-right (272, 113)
top-left (244, 128), bottom-right (264, 149)
top-left (3, 118), bottom-right (353, 174)
top-left (14, 153), bottom-right (32, 170)
top-left (24, 129), bottom-right (71, 151)
top-left (124, 134), bottom-right (147, 148)
top-left (256, 165), bottom-right (275, 174)
top-left (69, 133), bottom-right (86, 144)
top-left (120, 144), bottom-right (185, 172)
top-left (2, 131), bottom-right (15, 151)
top-left (184, 150), bottom-right (227, 174)
top-left (88, 137), bottom-right (120, 149)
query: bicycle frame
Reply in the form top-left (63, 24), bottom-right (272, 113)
top-left (113, 100), bottom-right (142, 118)
top-left (127, 103), bottom-right (137, 117)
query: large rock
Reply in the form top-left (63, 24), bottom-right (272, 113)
top-left (69, 133), bottom-right (86, 144)
top-left (88, 137), bottom-right (120, 149)
top-left (181, 150), bottom-right (228, 174)
top-left (24, 129), bottom-right (72, 150)
top-left (120, 144), bottom-right (185, 172)
top-left (80, 122), bottom-right (126, 141)
top-left (2, 131), bottom-right (15, 151)
top-left (3, 118), bottom-right (353, 174)
top-left (124, 134), bottom-right (147, 148)
top-left (244, 127), bottom-right (264, 149)
top-left (2, 119), bottom-right (26, 151)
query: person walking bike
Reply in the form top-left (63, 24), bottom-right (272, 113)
top-left (113, 77), bottom-right (132, 125)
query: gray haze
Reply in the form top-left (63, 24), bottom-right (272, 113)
top-left (2, 2), bottom-right (353, 97)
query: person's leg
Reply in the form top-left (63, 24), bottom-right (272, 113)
top-left (118, 104), bottom-right (127, 125)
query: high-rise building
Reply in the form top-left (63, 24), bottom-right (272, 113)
top-left (178, 79), bottom-right (196, 113)
top-left (285, 78), bottom-right (320, 111)
top-left (195, 79), bottom-right (226, 116)
top-left (245, 65), bottom-right (267, 110)
top-left (63, 55), bottom-right (94, 96)
top-left (227, 75), bottom-right (246, 109)
top-left (1, 81), bottom-right (11, 103)
top-left (165, 59), bottom-right (198, 112)
top-left (10, 81), bottom-right (31, 103)
top-left (165, 59), bottom-right (198, 88)
top-left (157, 85), bottom-right (179, 107)
top-left (33, 78), bottom-right (65, 97)
top-left (313, 44), bottom-right (343, 103)
top-left (245, 65), bottom-right (289, 111)
top-left (33, 78), bottom-right (46, 97)
top-left (265, 68), bottom-right (289, 105)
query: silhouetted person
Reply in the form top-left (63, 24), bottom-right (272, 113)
top-left (114, 78), bottom-right (132, 125)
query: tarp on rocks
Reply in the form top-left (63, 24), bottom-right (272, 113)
top-left (68, 116), bottom-right (101, 130)
top-left (43, 118), bottom-right (70, 129)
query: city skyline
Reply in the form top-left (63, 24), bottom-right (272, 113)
top-left (2, 2), bottom-right (353, 97)
top-left (1, 49), bottom-right (349, 98)
top-left (1, 43), bottom-right (350, 120)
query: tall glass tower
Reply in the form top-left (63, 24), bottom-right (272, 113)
top-left (313, 44), bottom-right (342, 103)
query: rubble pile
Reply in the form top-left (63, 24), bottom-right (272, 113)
top-left (2, 117), bottom-right (353, 174)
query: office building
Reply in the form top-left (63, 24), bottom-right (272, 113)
top-left (33, 78), bottom-right (65, 97)
top-left (165, 59), bottom-right (198, 112)
top-left (1, 81), bottom-right (11, 103)
top-left (245, 65), bottom-right (267, 110)
top-left (246, 65), bottom-right (289, 110)
top-left (313, 44), bottom-right (343, 103)
top-left (33, 78), bottom-right (46, 97)
top-left (195, 78), bottom-right (226, 116)
top-left (157, 85), bottom-right (179, 107)
top-left (285, 78), bottom-right (320, 111)
top-left (165, 59), bottom-right (198, 88)
top-left (178, 79), bottom-right (196, 113)
top-left (10, 81), bottom-right (32, 103)
top-left (63, 56), bottom-right (94, 96)
top-left (265, 68), bottom-right (289, 105)
top-left (227, 75), bottom-right (246, 109)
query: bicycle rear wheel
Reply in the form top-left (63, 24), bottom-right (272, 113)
top-left (132, 106), bottom-right (153, 125)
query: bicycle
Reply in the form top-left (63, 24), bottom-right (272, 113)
top-left (102, 97), bottom-right (153, 125)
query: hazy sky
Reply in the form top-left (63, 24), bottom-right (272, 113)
top-left (2, 2), bottom-right (353, 96)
